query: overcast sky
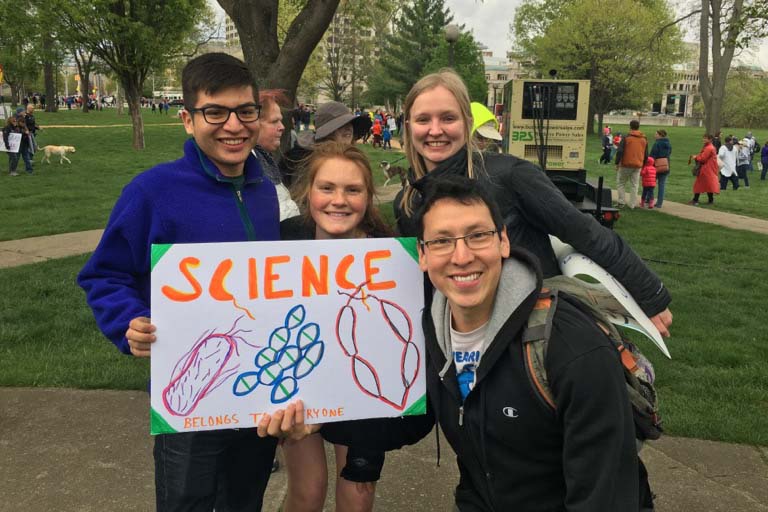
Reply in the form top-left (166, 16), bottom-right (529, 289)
top-left (208, 1), bottom-right (768, 70)
top-left (444, 0), bottom-right (768, 69)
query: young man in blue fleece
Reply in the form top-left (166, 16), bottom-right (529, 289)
top-left (78, 53), bottom-right (279, 511)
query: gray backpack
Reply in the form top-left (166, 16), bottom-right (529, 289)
top-left (521, 275), bottom-right (663, 441)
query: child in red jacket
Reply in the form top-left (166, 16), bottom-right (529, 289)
top-left (640, 156), bottom-right (657, 208)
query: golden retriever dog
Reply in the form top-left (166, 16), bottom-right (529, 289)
top-left (41, 145), bottom-right (76, 164)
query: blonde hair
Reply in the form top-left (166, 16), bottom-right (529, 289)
top-left (291, 141), bottom-right (393, 237)
top-left (401, 69), bottom-right (481, 215)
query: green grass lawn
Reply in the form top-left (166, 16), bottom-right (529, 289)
top-left (0, 109), bottom-right (403, 241)
top-left (2, 110), bottom-right (766, 240)
top-left (1, 205), bottom-right (766, 445)
top-left (584, 124), bottom-right (768, 219)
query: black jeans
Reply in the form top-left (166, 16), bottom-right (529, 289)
top-left (154, 429), bottom-right (277, 512)
top-left (736, 164), bottom-right (750, 187)
top-left (720, 174), bottom-right (739, 190)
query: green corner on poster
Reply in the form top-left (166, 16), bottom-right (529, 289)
top-left (396, 237), bottom-right (418, 263)
top-left (151, 407), bottom-right (178, 435)
top-left (403, 394), bottom-right (427, 416)
top-left (151, 244), bottom-right (173, 271)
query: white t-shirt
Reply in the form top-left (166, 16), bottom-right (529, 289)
top-left (718, 145), bottom-right (738, 177)
top-left (451, 321), bottom-right (488, 401)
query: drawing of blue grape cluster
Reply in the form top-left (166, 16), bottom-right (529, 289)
top-left (232, 305), bottom-right (325, 403)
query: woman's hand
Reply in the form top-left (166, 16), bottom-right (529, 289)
top-left (650, 308), bottom-right (673, 338)
top-left (256, 400), bottom-right (321, 441)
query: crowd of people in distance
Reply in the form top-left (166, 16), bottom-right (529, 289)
top-left (602, 120), bottom-right (764, 210)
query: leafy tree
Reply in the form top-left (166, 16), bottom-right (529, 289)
top-left (0, 0), bottom-right (40, 106)
top-left (297, 47), bottom-right (325, 104)
top-left (515, 0), bottom-right (684, 134)
top-left (32, 0), bottom-right (67, 113)
top-left (695, 0), bottom-right (768, 134)
top-left (57, 0), bottom-right (209, 149)
top-left (720, 71), bottom-right (768, 128)
top-left (423, 33), bottom-right (488, 103)
top-left (365, 0), bottom-right (453, 105)
top-left (511, 0), bottom-right (575, 56)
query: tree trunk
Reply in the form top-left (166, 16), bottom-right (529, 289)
top-left (219, 0), bottom-right (341, 105)
top-left (81, 73), bottom-right (91, 113)
top-left (43, 36), bottom-right (58, 113)
top-left (596, 112), bottom-right (604, 138)
top-left (699, 0), bottom-right (742, 135)
top-left (122, 76), bottom-right (145, 150)
top-left (9, 84), bottom-right (20, 107)
top-left (116, 84), bottom-right (124, 115)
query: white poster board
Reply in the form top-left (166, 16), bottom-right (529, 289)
top-left (0, 132), bottom-right (21, 153)
top-left (550, 236), bottom-right (671, 358)
top-left (150, 238), bottom-right (426, 435)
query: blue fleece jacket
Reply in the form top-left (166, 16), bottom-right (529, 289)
top-left (78, 138), bottom-right (279, 354)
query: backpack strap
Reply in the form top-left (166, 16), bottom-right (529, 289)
top-left (521, 288), bottom-right (558, 411)
top-left (522, 277), bottom-right (664, 441)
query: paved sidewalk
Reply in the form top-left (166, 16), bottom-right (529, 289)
top-left (2, 387), bottom-right (767, 512)
top-left (0, 229), bottom-right (104, 268)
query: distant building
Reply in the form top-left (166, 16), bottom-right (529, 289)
top-left (649, 43), bottom-right (765, 118)
top-left (483, 50), bottom-right (532, 109)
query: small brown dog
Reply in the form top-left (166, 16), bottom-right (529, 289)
top-left (379, 161), bottom-right (407, 187)
top-left (41, 145), bottom-right (76, 164)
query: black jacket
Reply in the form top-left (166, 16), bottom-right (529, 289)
top-left (425, 250), bottom-right (638, 511)
top-left (324, 250), bottom-right (639, 511)
top-left (393, 150), bottom-right (671, 317)
top-left (24, 113), bottom-right (38, 134)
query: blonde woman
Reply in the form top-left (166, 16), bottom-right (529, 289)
top-left (393, 69), bottom-right (674, 337)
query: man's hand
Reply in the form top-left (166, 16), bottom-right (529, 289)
top-left (650, 308), bottom-right (673, 338)
top-left (126, 316), bottom-right (156, 357)
top-left (257, 400), bottom-right (321, 441)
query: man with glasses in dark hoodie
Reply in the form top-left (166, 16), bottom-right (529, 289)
top-left (78, 53), bottom-right (279, 511)
top-left (262, 176), bottom-right (649, 512)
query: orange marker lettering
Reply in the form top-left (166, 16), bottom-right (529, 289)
top-left (248, 258), bottom-right (259, 299)
top-left (161, 257), bottom-right (202, 302)
top-left (302, 255), bottom-right (329, 297)
top-left (209, 259), bottom-right (234, 301)
top-left (365, 250), bottom-right (395, 290)
top-left (335, 255), bottom-right (356, 289)
top-left (265, 256), bottom-right (293, 299)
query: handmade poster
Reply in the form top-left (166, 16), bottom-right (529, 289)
top-left (150, 238), bottom-right (426, 435)
top-left (549, 236), bottom-right (671, 358)
top-left (0, 132), bottom-right (21, 153)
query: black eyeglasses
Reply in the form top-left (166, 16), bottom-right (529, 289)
top-left (188, 103), bottom-right (261, 124)
top-left (419, 230), bottom-right (499, 255)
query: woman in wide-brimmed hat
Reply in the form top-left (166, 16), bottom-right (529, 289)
top-left (280, 101), bottom-right (371, 186)
top-left (298, 101), bottom-right (370, 146)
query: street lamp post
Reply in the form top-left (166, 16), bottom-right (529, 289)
top-left (444, 24), bottom-right (459, 68)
